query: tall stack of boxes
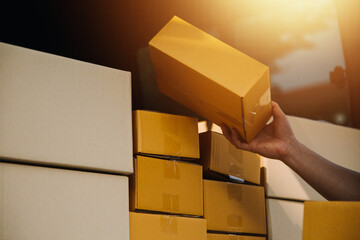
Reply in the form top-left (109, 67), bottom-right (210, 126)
top-left (0, 42), bottom-right (133, 239)
top-left (199, 130), bottom-right (267, 239)
top-left (130, 110), bottom-right (207, 239)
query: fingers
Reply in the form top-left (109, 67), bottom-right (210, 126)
top-left (271, 101), bottom-right (286, 120)
top-left (220, 123), bottom-right (231, 138)
top-left (220, 123), bottom-right (250, 151)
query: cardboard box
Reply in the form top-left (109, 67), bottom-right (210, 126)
top-left (199, 131), bottom-right (261, 184)
top-left (133, 110), bottom-right (199, 159)
top-left (0, 42), bottom-right (133, 175)
top-left (207, 233), bottom-right (266, 240)
top-left (149, 16), bottom-right (272, 143)
top-left (302, 201), bottom-right (360, 240)
top-left (203, 179), bottom-right (266, 234)
top-left (130, 155), bottom-right (203, 216)
top-left (266, 198), bottom-right (304, 240)
top-left (263, 116), bottom-right (360, 201)
top-left (0, 162), bottom-right (129, 240)
top-left (129, 212), bottom-right (207, 240)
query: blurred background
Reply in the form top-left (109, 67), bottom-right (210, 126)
top-left (1, 0), bottom-right (359, 129)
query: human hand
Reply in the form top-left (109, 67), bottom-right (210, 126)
top-left (220, 101), bottom-right (297, 161)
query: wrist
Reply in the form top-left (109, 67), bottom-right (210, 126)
top-left (281, 136), bottom-right (300, 164)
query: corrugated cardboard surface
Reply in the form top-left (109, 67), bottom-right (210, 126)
top-left (302, 201), bottom-right (360, 240)
top-left (0, 162), bottom-right (129, 240)
top-left (131, 155), bottom-right (203, 216)
top-left (0, 42), bottom-right (133, 175)
top-left (263, 116), bottom-right (360, 201)
top-left (266, 198), bottom-right (304, 240)
top-left (129, 212), bottom-right (207, 240)
top-left (133, 110), bottom-right (199, 159)
top-left (203, 180), bottom-right (266, 234)
top-left (207, 233), bottom-right (266, 240)
top-left (149, 16), bottom-right (272, 142)
top-left (199, 131), bottom-right (261, 184)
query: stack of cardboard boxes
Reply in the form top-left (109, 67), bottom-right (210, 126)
top-left (199, 130), bottom-right (267, 240)
top-left (0, 42), bottom-right (133, 239)
top-left (130, 110), bottom-right (207, 239)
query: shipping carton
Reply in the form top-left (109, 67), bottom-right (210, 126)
top-left (133, 110), bottom-right (199, 159)
top-left (203, 179), bottom-right (266, 234)
top-left (263, 116), bottom-right (360, 201)
top-left (0, 42), bottom-right (133, 174)
top-left (129, 212), bottom-right (207, 240)
top-left (149, 16), bottom-right (272, 143)
top-left (0, 162), bottom-right (129, 240)
top-left (302, 201), bottom-right (360, 240)
top-left (266, 198), bottom-right (304, 240)
top-left (130, 155), bottom-right (203, 216)
top-left (207, 233), bottom-right (266, 240)
top-left (199, 131), bottom-right (261, 184)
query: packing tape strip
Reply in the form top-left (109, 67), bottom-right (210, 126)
top-left (227, 214), bottom-right (243, 228)
top-left (163, 193), bottom-right (180, 212)
top-left (228, 163), bottom-right (244, 178)
top-left (227, 183), bottom-right (242, 202)
top-left (229, 235), bottom-right (245, 240)
top-left (246, 88), bottom-right (271, 126)
top-left (162, 116), bottom-right (182, 156)
top-left (164, 160), bottom-right (180, 179)
top-left (160, 215), bottom-right (178, 234)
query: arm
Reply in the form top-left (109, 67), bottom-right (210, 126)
top-left (220, 101), bottom-right (360, 201)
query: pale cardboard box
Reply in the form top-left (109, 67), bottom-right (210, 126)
top-left (129, 212), bottom-right (207, 240)
top-left (266, 198), bottom-right (304, 240)
top-left (263, 116), bottom-right (360, 201)
top-left (149, 16), bottom-right (272, 143)
top-left (0, 42), bottom-right (133, 174)
top-left (0, 162), bottom-right (129, 240)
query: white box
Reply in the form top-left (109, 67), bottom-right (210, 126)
top-left (266, 198), bottom-right (304, 240)
top-left (263, 116), bottom-right (360, 200)
top-left (0, 43), bottom-right (133, 174)
top-left (0, 162), bottom-right (129, 240)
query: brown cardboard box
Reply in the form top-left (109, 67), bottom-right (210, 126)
top-left (203, 179), bottom-right (266, 234)
top-left (199, 131), bottom-right (261, 184)
top-left (208, 233), bottom-right (266, 240)
top-left (0, 42), bottom-right (133, 175)
top-left (130, 212), bottom-right (207, 240)
top-left (130, 155), bottom-right (203, 216)
top-left (266, 198), bottom-right (304, 240)
top-left (302, 201), bottom-right (360, 240)
top-left (0, 162), bottom-right (129, 240)
top-left (133, 110), bottom-right (199, 159)
top-left (149, 16), bottom-right (272, 142)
